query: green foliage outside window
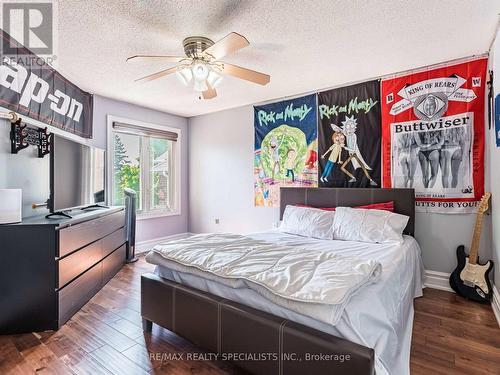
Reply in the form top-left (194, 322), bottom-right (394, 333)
top-left (113, 134), bottom-right (171, 210)
top-left (150, 138), bottom-right (169, 208)
top-left (113, 134), bottom-right (140, 207)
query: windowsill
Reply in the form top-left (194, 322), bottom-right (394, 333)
top-left (137, 210), bottom-right (181, 220)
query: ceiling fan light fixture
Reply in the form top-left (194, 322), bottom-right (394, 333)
top-left (207, 70), bottom-right (222, 88)
top-left (176, 68), bottom-right (193, 86)
top-left (128, 32), bottom-right (270, 100)
top-left (192, 62), bottom-right (209, 82)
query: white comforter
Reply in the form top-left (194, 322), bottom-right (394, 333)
top-left (148, 233), bottom-right (381, 325)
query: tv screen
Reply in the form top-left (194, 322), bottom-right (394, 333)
top-left (50, 136), bottom-right (106, 212)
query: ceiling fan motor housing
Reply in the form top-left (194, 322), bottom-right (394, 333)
top-left (182, 36), bottom-right (214, 59)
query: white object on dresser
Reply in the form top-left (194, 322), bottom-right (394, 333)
top-left (0, 189), bottom-right (22, 224)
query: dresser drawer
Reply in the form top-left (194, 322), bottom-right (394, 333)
top-left (102, 244), bottom-right (126, 285)
top-left (59, 262), bottom-right (102, 326)
top-left (58, 240), bottom-right (102, 289)
top-left (59, 210), bottom-right (125, 257)
top-left (102, 227), bottom-right (126, 258)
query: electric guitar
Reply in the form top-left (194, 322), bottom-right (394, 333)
top-left (449, 193), bottom-right (493, 303)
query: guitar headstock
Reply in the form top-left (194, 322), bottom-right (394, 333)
top-left (478, 193), bottom-right (491, 214)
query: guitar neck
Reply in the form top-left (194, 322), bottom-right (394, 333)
top-left (469, 211), bottom-right (485, 264)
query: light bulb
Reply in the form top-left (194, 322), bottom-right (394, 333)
top-left (176, 68), bottom-right (192, 86)
top-left (192, 62), bottom-right (209, 81)
top-left (207, 70), bottom-right (222, 88)
top-left (176, 68), bottom-right (193, 86)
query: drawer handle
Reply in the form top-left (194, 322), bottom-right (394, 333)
top-left (65, 221), bottom-right (97, 230)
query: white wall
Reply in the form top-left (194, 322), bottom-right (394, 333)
top-left (490, 29), bottom-right (500, 288)
top-left (189, 106), bottom-right (279, 234)
top-left (0, 121), bottom-right (50, 217)
top-left (188, 104), bottom-right (492, 274)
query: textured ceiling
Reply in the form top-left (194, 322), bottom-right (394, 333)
top-left (57, 0), bottom-right (499, 117)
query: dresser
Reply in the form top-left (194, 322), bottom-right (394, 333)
top-left (0, 207), bottom-right (127, 334)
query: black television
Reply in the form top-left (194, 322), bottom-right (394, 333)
top-left (49, 135), bottom-right (106, 214)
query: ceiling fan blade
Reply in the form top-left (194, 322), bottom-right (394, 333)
top-left (220, 62), bottom-right (270, 85)
top-left (135, 66), bottom-right (179, 82)
top-left (202, 32), bottom-right (249, 60)
top-left (202, 81), bottom-right (217, 99)
top-left (126, 55), bottom-right (185, 63)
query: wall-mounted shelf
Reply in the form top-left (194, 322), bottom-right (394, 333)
top-left (9, 117), bottom-right (53, 158)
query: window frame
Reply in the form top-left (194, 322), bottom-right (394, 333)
top-left (106, 115), bottom-right (181, 219)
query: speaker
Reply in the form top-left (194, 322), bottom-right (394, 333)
top-left (0, 189), bottom-right (22, 224)
top-left (124, 188), bottom-right (138, 263)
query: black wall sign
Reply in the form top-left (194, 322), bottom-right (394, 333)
top-left (0, 30), bottom-right (93, 138)
top-left (318, 80), bottom-right (381, 187)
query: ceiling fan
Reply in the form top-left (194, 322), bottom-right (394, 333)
top-left (127, 32), bottom-right (270, 99)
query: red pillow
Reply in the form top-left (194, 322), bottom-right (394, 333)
top-left (295, 201), bottom-right (394, 212)
top-left (355, 201), bottom-right (395, 212)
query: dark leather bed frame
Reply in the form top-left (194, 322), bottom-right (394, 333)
top-left (141, 187), bottom-right (415, 375)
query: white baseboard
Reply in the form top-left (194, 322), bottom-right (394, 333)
top-left (136, 232), bottom-right (193, 254)
top-left (424, 270), bottom-right (454, 292)
top-left (492, 285), bottom-right (500, 328)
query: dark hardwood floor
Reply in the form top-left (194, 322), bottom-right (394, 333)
top-left (1, 256), bottom-right (499, 374)
top-left (411, 288), bottom-right (500, 375)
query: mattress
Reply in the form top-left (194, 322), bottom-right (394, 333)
top-left (149, 231), bottom-right (425, 375)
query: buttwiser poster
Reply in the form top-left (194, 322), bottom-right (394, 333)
top-left (318, 80), bottom-right (381, 187)
top-left (381, 58), bottom-right (487, 213)
top-left (254, 94), bottom-right (318, 207)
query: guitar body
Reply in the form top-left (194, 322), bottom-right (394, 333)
top-left (449, 245), bottom-right (494, 303)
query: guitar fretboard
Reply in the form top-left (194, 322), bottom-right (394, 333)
top-left (469, 203), bottom-right (488, 264)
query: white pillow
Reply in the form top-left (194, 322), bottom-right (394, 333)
top-left (332, 207), bottom-right (409, 244)
top-left (279, 205), bottom-right (335, 240)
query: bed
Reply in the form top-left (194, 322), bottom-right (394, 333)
top-left (141, 188), bottom-right (424, 375)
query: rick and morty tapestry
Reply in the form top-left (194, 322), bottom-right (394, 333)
top-left (254, 94), bottom-right (318, 207)
top-left (318, 81), bottom-right (382, 188)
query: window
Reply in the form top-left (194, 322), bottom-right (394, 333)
top-left (108, 118), bottom-right (180, 217)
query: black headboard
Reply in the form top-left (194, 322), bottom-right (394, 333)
top-left (280, 188), bottom-right (415, 236)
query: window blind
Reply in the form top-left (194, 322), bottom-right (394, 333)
top-left (112, 122), bottom-right (178, 141)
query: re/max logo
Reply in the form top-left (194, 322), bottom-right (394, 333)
top-left (0, 56), bottom-right (82, 122)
